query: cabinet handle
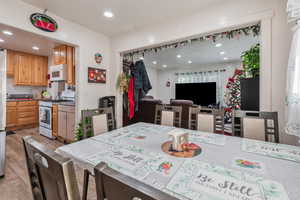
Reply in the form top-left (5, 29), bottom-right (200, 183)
top-left (132, 197), bottom-right (142, 200)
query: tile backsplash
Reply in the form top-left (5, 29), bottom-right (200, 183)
top-left (6, 77), bottom-right (46, 96)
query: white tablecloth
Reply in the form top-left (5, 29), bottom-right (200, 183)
top-left (56, 122), bottom-right (300, 200)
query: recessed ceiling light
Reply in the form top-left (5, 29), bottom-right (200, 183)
top-left (177, 54), bottom-right (182, 58)
top-left (188, 60), bottom-right (193, 64)
top-left (0, 38), bottom-right (4, 43)
top-left (162, 64), bottom-right (167, 68)
top-left (104, 11), bottom-right (114, 18)
top-left (224, 57), bottom-right (228, 60)
top-left (139, 57), bottom-right (144, 60)
top-left (2, 30), bottom-right (13, 36)
top-left (32, 46), bottom-right (39, 50)
top-left (220, 51), bottom-right (225, 55)
top-left (152, 61), bottom-right (157, 65)
top-left (215, 43), bottom-right (222, 47)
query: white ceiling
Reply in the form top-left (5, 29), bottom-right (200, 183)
top-left (143, 34), bottom-right (260, 70)
top-left (22, 0), bottom-right (226, 37)
top-left (0, 23), bottom-right (61, 56)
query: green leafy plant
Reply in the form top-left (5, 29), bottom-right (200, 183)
top-left (74, 123), bottom-right (83, 141)
top-left (241, 43), bottom-right (260, 78)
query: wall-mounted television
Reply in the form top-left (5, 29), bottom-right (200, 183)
top-left (175, 82), bottom-right (216, 106)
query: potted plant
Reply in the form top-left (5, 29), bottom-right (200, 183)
top-left (241, 43), bottom-right (260, 78)
top-left (240, 43), bottom-right (260, 111)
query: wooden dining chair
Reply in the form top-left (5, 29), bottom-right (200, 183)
top-left (189, 106), bottom-right (224, 133)
top-left (81, 107), bottom-right (116, 138)
top-left (22, 136), bottom-right (80, 200)
top-left (232, 110), bottom-right (279, 143)
top-left (81, 107), bottom-right (116, 200)
top-left (94, 162), bottom-right (179, 200)
top-left (155, 104), bottom-right (182, 127)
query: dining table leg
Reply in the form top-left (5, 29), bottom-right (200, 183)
top-left (82, 169), bottom-right (90, 200)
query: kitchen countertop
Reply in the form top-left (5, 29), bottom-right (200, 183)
top-left (7, 99), bottom-right (75, 106)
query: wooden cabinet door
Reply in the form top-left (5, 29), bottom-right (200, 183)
top-left (59, 45), bottom-right (67, 64)
top-left (42, 56), bottom-right (49, 86)
top-left (53, 46), bottom-right (61, 65)
top-left (32, 56), bottom-right (48, 86)
top-left (52, 104), bottom-right (58, 137)
top-left (6, 106), bottom-right (17, 128)
top-left (6, 50), bottom-right (16, 76)
top-left (53, 45), bottom-right (67, 65)
top-left (66, 111), bottom-right (75, 143)
top-left (58, 111), bottom-right (67, 141)
top-left (14, 53), bottom-right (33, 85)
top-left (66, 46), bottom-right (75, 85)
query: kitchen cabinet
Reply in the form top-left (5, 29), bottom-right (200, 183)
top-left (58, 105), bottom-right (75, 143)
top-left (66, 46), bottom-right (75, 85)
top-left (6, 102), bottom-right (17, 128)
top-left (53, 45), bottom-right (75, 85)
top-left (53, 45), bottom-right (67, 65)
top-left (32, 55), bottom-right (48, 86)
top-left (6, 50), bottom-right (16, 76)
top-left (6, 101), bottom-right (39, 130)
top-left (14, 52), bottom-right (33, 85)
top-left (11, 50), bottom-right (48, 86)
top-left (52, 104), bottom-right (58, 137)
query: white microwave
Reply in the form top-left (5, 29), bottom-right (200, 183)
top-left (50, 64), bottom-right (67, 81)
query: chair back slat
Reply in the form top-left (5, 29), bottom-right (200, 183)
top-left (189, 107), bottom-right (224, 133)
top-left (22, 136), bottom-right (80, 200)
top-left (94, 162), bottom-right (179, 200)
top-left (155, 104), bottom-right (182, 127)
top-left (81, 107), bottom-right (116, 138)
top-left (232, 110), bottom-right (279, 143)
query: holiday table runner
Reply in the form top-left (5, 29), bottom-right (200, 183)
top-left (242, 139), bottom-right (300, 163)
top-left (166, 159), bottom-right (289, 200)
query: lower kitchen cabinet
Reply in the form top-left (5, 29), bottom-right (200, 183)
top-left (52, 104), bottom-right (58, 137)
top-left (6, 101), bottom-right (39, 130)
top-left (57, 105), bottom-right (75, 143)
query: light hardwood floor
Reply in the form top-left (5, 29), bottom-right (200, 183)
top-left (0, 128), bottom-right (97, 200)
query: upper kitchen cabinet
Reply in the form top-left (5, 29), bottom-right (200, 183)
top-left (14, 52), bottom-right (33, 85)
top-left (52, 45), bottom-right (75, 85)
top-left (32, 55), bottom-right (48, 86)
top-left (6, 50), bottom-right (16, 77)
top-left (53, 45), bottom-right (67, 65)
top-left (66, 46), bottom-right (75, 85)
top-left (12, 51), bottom-right (48, 86)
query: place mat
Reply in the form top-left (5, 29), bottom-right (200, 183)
top-left (188, 130), bottom-right (226, 146)
top-left (161, 141), bottom-right (202, 158)
top-left (166, 159), bottom-right (289, 200)
top-left (242, 139), bottom-right (300, 163)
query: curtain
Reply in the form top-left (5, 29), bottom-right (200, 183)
top-left (285, 0), bottom-right (300, 142)
top-left (176, 67), bottom-right (234, 107)
top-left (287, 0), bottom-right (300, 22)
top-left (285, 27), bottom-right (300, 141)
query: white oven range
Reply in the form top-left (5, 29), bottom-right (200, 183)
top-left (39, 101), bottom-right (54, 139)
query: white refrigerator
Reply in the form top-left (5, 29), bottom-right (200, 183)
top-left (0, 49), bottom-right (6, 177)
top-left (0, 49), bottom-right (6, 130)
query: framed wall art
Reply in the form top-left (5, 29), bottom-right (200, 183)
top-left (88, 67), bottom-right (106, 83)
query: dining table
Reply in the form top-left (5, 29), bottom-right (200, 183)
top-left (56, 122), bottom-right (300, 200)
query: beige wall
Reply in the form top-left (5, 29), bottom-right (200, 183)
top-left (111, 0), bottom-right (298, 145)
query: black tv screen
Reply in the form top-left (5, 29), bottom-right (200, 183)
top-left (175, 82), bottom-right (216, 106)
